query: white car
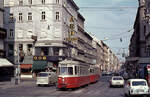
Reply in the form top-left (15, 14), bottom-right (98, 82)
top-left (125, 79), bottom-right (150, 97)
top-left (36, 72), bottom-right (57, 86)
top-left (110, 76), bottom-right (124, 87)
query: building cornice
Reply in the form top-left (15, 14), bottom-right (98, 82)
top-left (69, 0), bottom-right (79, 10)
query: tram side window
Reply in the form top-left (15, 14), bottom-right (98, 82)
top-left (75, 66), bottom-right (78, 75)
top-left (68, 67), bottom-right (73, 75)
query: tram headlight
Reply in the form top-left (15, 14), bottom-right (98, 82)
top-left (62, 78), bottom-right (65, 82)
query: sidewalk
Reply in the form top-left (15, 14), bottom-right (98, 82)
top-left (0, 78), bottom-right (36, 89)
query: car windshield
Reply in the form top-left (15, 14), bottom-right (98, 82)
top-left (132, 81), bottom-right (146, 86)
top-left (113, 77), bottom-right (123, 80)
top-left (38, 73), bottom-right (48, 77)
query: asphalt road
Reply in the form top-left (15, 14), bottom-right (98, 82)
top-left (0, 76), bottom-right (126, 97)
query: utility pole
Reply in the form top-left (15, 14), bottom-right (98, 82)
top-left (15, 45), bottom-right (21, 85)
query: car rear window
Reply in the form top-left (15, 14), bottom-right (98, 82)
top-left (38, 73), bottom-right (48, 77)
top-left (113, 77), bottom-right (123, 80)
top-left (132, 81), bottom-right (146, 86)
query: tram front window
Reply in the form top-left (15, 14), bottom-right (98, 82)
top-left (60, 67), bottom-right (67, 75)
top-left (59, 67), bottom-right (73, 75)
top-left (68, 67), bottom-right (73, 75)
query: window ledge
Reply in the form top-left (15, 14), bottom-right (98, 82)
top-left (40, 20), bottom-right (46, 22)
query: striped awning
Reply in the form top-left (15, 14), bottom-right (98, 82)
top-left (0, 58), bottom-right (13, 67)
top-left (20, 64), bottom-right (32, 69)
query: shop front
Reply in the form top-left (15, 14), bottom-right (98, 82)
top-left (0, 58), bottom-right (14, 81)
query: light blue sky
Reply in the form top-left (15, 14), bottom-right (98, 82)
top-left (74, 0), bottom-right (138, 60)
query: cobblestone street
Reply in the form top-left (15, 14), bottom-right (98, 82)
top-left (0, 76), bottom-right (126, 97)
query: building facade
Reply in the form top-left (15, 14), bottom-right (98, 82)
top-left (0, 0), bottom-right (6, 58)
top-left (0, 0), bottom-right (14, 81)
top-left (4, 0), bottom-right (97, 75)
top-left (126, 0), bottom-right (150, 78)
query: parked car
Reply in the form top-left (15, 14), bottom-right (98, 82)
top-left (36, 72), bottom-right (57, 86)
top-left (109, 76), bottom-right (124, 87)
top-left (125, 79), bottom-right (150, 97)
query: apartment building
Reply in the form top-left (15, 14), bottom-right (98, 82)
top-left (4, 0), bottom-right (97, 75)
top-left (126, 0), bottom-right (150, 78)
top-left (0, 0), bottom-right (13, 81)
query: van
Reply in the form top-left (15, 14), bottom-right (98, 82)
top-left (36, 72), bottom-right (57, 86)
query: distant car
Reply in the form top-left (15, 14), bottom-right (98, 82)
top-left (109, 76), bottom-right (124, 87)
top-left (122, 72), bottom-right (128, 80)
top-left (36, 72), bottom-right (57, 86)
top-left (125, 79), bottom-right (150, 97)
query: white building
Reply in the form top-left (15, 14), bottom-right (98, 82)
top-left (4, 0), bottom-right (96, 75)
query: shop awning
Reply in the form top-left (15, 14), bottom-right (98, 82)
top-left (21, 64), bottom-right (32, 69)
top-left (32, 61), bottom-right (47, 70)
top-left (0, 58), bottom-right (14, 67)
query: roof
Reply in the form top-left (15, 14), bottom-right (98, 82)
top-left (78, 12), bottom-right (85, 21)
top-left (0, 58), bottom-right (14, 67)
top-left (128, 79), bottom-right (147, 82)
top-left (69, 0), bottom-right (79, 10)
top-left (59, 60), bottom-right (79, 64)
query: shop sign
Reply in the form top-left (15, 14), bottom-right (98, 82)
top-left (66, 16), bottom-right (77, 42)
top-left (33, 56), bottom-right (47, 61)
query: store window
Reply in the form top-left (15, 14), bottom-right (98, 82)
top-left (53, 48), bottom-right (59, 56)
top-left (19, 44), bottom-right (23, 50)
top-left (41, 47), bottom-right (48, 56)
top-left (27, 44), bottom-right (33, 56)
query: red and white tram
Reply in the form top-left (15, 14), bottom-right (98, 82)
top-left (89, 65), bottom-right (100, 83)
top-left (57, 60), bottom-right (100, 89)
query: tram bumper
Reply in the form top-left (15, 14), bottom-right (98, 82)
top-left (57, 83), bottom-right (67, 88)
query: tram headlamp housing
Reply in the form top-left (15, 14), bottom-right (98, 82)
top-left (62, 78), bottom-right (65, 82)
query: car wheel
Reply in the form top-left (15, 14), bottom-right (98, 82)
top-left (145, 95), bottom-right (150, 97)
top-left (128, 91), bottom-right (132, 97)
top-left (124, 93), bottom-right (129, 97)
top-left (37, 84), bottom-right (41, 87)
top-left (109, 84), bottom-right (112, 88)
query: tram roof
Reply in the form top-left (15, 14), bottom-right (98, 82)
top-left (59, 60), bottom-right (80, 64)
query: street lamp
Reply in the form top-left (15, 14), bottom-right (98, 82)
top-left (103, 37), bottom-right (109, 41)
